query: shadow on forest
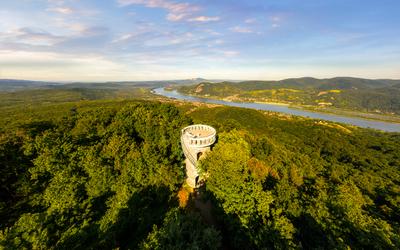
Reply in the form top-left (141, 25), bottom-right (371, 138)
top-left (20, 121), bottom-right (55, 137)
top-left (293, 213), bottom-right (332, 249)
top-left (57, 185), bottom-right (177, 250)
top-left (0, 135), bottom-right (35, 229)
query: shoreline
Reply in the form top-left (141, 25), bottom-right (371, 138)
top-left (172, 90), bottom-right (400, 124)
top-left (289, 105), bottom-right (400, 124)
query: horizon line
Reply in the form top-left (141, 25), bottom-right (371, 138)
top-left (2, 75), bottom-right (400, 83)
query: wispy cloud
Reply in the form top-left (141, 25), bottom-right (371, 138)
top-left (117, 0), bottom-right (217, 22)
top-left (188, 16), bottom-right (220, 22)
top-left (0, 50), bottom-right (123, 81)
top-left (47, 7), bottom-right (74, 14)
top-left (112, 34), bottom-right (134, 43)
top-left (271, 23), bottom-right (280, 29)
top-left (47, 0), bottom-right (66, 4)
top-left (54, 19), bottom-right (87, 33)
top-left (204, 29), bottom-right (222, 36)
top-left (230, 26), bottom-right (253, 34)
top-left (46, 0), bottom-right (100, 17)
top-left (269, 15), bottom-right (284, 29)
top-left (118, 0), bottom-right (199, 21)
top-left (221, 50), bottom-right (239, 57)
top-left (0, 28), bottom-right (65, 46)
top-left (0, 22), bottom-right (111, 55)
top-left (245, 18), bottom-right (256, 24)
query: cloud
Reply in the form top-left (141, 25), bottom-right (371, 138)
top-left (271, 23), bottom-right (280, 29)
top-left (0, 28), bottom-right (65, 46)
top-left (54, 19), bottom-right (87, 33)
top-left (204, 29), bottom-right (221, 36)
top-left (117, 0), bottom-right (201, 22)
top-left (0, 23), bottom-right (112, 56)
top-left (270, 16), bottom-right (281, 23)
top-left (245, 18), bottom-right (256, 24)
top-left (46, 0), bottom-right (100, 17)
top-left (47, 7), bottom-right (74, 14)
top-left (78, 26), bottom-right (109, 36)
top-left (0, 50), bottom-right (123, 81)
top-left (269, 15), bottom-right (285, 29)
top-left (230, 26), bottom-right (253, 34)
top-left (47, 0), bottom-right (66, 4)
top-left (222, 50), bottom-right (239, 57)
top-left (166, 13), bottom-right (188, 21)
top-left (188, 16), bottom-right (220, 22)
top-left (112, 34), bottom-right (134, 43)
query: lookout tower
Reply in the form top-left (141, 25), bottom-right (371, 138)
top-left (181, 124), bottom-right (217, 188)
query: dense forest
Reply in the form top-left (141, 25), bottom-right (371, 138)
top-left (178, 77), bottom-right (400, 115)
top-left (1, 89), bottom-right (400, 249)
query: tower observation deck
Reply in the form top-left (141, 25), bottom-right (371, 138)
top-left (181, 124), bottom-right (217, 188)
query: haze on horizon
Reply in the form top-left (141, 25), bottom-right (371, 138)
top-left (0, 0), bottom-right (399, 82)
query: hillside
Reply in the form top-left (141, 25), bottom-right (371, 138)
top-left (0, 79), bottom-right (59, 91)
top-left (0, 90), bottom-right (399, 249)
top-left (178, 77), bottom-right (400, 115)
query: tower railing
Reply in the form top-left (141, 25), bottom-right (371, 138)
top-left (181, 124), bottom-right (217, 148)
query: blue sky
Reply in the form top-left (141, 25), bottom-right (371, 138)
top-left (0, 0), bottom-right (399, 81)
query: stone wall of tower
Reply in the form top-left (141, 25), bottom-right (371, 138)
top-left (184, 146), bottom-right (210, 188)
top-left (185, 159), bottom-right (198, 188)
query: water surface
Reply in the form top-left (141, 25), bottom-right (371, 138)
top-left (153, 88), bottom-right (400, 132)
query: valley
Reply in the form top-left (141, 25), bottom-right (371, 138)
top-left (1, 82), bottom-right (399, 249)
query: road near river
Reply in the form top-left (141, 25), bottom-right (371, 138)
top-left (153, 88), bottom-right (400, 133)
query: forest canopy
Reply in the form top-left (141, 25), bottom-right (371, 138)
top-left (0, 98), bottom-right (399, 249)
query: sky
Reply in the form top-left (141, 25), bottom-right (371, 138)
top-left (0, 0), bottom-right (399, 81)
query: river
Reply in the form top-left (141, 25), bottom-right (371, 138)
top-left (153, 88), bottom-right (400, 133)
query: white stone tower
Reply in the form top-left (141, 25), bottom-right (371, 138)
top-left (181, 124), bottom-right (217, 188)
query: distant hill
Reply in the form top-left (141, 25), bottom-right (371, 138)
top-left (0, 79), bottom-right (60, 91)
top-left (0, 78), bottom-right (212, 91)
top-left (183, 77), bottom-right (398, 92)
top-left (3, 77), bottom-right (400, 115)
top-left (178, 77), bottom-right (400, 115)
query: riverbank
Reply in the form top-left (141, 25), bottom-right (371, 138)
top-left (174, 91), bottom-right (400, 124)
top-left (296, 105), bottom-right (400, 124)
top-left (153, 87), bottom-right (400, 132)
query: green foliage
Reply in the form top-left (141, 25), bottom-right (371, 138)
top-left (1, 93), bottom-right (399, 249)
top-left (0, 101), bottom-right (199, 249)
top-left (141, 208), bottom-right (221, 250)
top-left (190, 106), bottom-right (400, 249)
top-left (0, 88), bottom-right (154, 132)
top-left (201, 131), bottom-right (272, 225)
top-left (201, 131), bottom-right (292, 249)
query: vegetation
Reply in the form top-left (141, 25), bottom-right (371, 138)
top-left (191, 106), bottom-right (400, 249)
top-left (0, 88), bottom-right (155, 131)
top-left (1, 101), bottom-right (200, 249)
top-left (178, 77), bottom-right (400, 115)
top-left (0, 88), bottom-right (399, 249)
